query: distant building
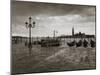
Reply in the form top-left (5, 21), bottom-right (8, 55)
top-left (59, 27), bottom-right (95, 38)
top-left (12, 36), bottom-right (28, 44)
top-left (12, 36), bottom-right (42, 44)
top-left (71, 27), bottom-right (95, 38)
top-left (74, 32), bottom-right (85, 37)
top-left (72, 27), bottom-right (74, 36)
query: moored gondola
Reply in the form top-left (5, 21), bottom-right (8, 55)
top-left (67, 40), bottom-right (76, 47)
top-left (41, 38), bottom-right (60, 47)
top-left (33, 41), bottom-right (41, 45)
top-left (83, 39), bottom-right (88, 48)
top-left (90, 39), bottom-right (95, 48)
top-left (76, 40), bottom-right (82, 47)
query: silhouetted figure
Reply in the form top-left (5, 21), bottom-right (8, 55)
top-left (83, 39), bottom-right (88, 48)
top-left (76, 40), bottom-right (82, 47)
top-left (67, 40), bottom-right (76, 47)
top-left (90, 39), bottom-right (95, 48)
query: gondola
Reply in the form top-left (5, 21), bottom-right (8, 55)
top-left (67, 40), bottom-right (76, 47)
top-left (90, 39), bottom-right (95, 48)
top-left (41, 38), bottom-right (60, 47)
top-left (33, 41), bottom-right (41, 45)
top-left (76, 40), bottom-right (82, 47)
top-left (83, 39), bottom-right (88, 48)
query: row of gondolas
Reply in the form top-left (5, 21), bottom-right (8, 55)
top-left (67, 39), bottom-right (95, 48)
top-left (25, 39), bottom-right (95, 48)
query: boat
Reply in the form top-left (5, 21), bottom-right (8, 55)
top-left (41, 38), bottom-right (60, 47)
top-left (67, 40), bottom-right (76, 47)
top-left (76, 40), bottom-right (82, 47)
top-left (90, 39), bottom-right (95, 48)
top-left (83, 39), bottom-right (88, 48)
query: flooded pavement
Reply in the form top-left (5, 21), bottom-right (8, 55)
top-left (12, 43), bottom-right (96, 74)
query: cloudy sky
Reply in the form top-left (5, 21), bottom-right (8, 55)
top-left (12, 1), bottom-right (96, 37)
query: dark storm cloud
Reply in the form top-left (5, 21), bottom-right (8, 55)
top-left (12, 1), bottom-right (95, 16)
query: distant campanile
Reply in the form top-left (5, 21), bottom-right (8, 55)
top-left (72, 27), bottom-right (74, 36)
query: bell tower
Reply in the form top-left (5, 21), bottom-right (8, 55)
top-left (72, 27), bottom-right (74, 36)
